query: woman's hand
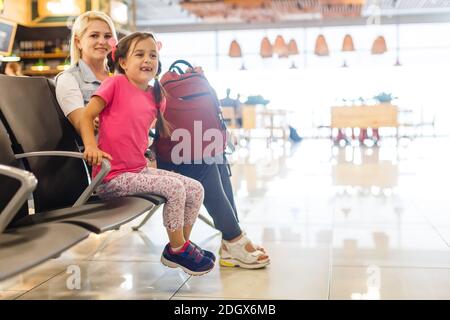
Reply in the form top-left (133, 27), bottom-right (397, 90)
top-left (83, 145), bottom-right (112, 166)
top-left (93, 117), bottom-right (100, 135)
top-left (94, 117), bottom-right (100, 131)
top-left (186, 66), bottom-right (204, 74)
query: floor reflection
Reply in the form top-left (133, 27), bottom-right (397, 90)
top-left (1, 137), bottom-right (449, 299)
top-left (332, 146), bottom-right (398, 193)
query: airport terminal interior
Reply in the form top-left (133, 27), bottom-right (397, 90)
top-left (1, 0), bottom-right (450, 300)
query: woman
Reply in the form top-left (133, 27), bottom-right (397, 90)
top-left (55, 11), bottom-right (269, 269)
top-left (55, 11), bottom-right (116, 132)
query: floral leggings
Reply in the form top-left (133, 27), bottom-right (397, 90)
top-left (96, 167), bottom-right (204, 231)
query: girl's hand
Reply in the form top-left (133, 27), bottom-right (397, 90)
top-left (83, 145), bottom-right (112, 166)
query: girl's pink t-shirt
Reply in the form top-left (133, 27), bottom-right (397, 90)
top-left (92, 74), bottom-right (165, 182)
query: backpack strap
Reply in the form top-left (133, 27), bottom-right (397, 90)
top-left (169, 60), bottom-right (194, 74)
top-left (171, 65), bottom-right (184, 75)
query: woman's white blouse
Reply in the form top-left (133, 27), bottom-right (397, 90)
top-left (55, 59), bottom-right (102, 117)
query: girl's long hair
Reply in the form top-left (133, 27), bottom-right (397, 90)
top-left (113, 32), bottom-right (171, 138)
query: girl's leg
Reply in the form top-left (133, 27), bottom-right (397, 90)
top-left (97, 169), bottom-right (214, 275)
top-left (141, 167), bottom-right (204, 241)
top-left (167, 229), bottom-right (187, 249)
top-left (146, 167), bottom-right (217, 262)
top-left (157, 160), bottom-right (242, 241)
top-left (155, 161), bottom-right (268, 263)
top-left (97, 170), bottom-right (191, 247)
top-left (183, 224), bottom-right (194, 242)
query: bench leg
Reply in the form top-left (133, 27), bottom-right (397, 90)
top-left (132, 205), bottom-right (161, 231)
top-left (86, 230), bottom-right (119, 260)
top-left (198, 213), bottom-right (216, 229)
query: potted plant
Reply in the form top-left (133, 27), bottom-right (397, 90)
top-left (373, 92), bottom-right (397, 104)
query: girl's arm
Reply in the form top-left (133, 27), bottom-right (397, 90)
top-left (80, 96), bottom-right (112, 166)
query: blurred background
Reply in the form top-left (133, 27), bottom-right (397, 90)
top-left (1, 1), bottom-right (449, 138)
top-left (1, 1), bottom-right (450, 300)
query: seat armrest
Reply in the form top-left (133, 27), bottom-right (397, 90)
top-left (15, 151), bottom-right (110, 207)
top-left (0, 164), bottom-right (37, 233)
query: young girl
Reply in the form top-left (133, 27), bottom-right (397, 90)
top-left (80, 32), bottom-right (215, 276)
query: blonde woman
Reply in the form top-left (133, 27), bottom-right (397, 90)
top-left (55, 11), bottom-right (117, 133)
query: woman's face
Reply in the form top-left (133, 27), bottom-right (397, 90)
top-left (76, 20), bottom-right (113, 62)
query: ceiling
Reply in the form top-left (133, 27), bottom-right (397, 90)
top-left (135, 0), bottom-right (450, 32)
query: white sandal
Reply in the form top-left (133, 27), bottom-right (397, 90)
top-left (219, 235), bottom-right (270, 269)
top-left (241, 231), bottom-right (266, 253)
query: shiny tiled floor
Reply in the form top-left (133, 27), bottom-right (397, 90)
top-left (1, 137), bottom-right (450, 299)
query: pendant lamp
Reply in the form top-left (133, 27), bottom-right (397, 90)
top-left (229, 40), bottom-right (242, 58)
top-left (314, 34), bottom-right (329, 56)
top-left (273, 35), bottom-right (288, 57)
top-left (260, 37), bottom-right (272, 58)
top-left (342, 34), bottom-right (355, 52)
top-left (287, 39), bottom-right (299, 55)
top-left (371, 36), bottom-right (387, 55)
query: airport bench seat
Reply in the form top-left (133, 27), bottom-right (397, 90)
top-left (0, 164), bottom-right (90, 281)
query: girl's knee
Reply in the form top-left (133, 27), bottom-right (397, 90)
top-left (192, 180), bottom-right (204, 201)
top-left (192, 179), bottom-right (204, 194)
top-left (169, 180), bottom-right (186, 200)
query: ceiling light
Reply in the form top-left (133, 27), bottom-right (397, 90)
top-left (260, 36), bottom-right (272, 58)
top-left (314, 34), bottom-right (329, 56)
top-left (342, 34), bottom-right (355, 52)
top-left (371, 36), bottom-right (387, 55)
top-left (229, 40), bottom-right (242, 58)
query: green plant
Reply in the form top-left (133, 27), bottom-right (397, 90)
top-left (373, 92), bottom-right (397, 103)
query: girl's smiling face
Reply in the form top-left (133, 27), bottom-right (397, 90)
top-left (119, 37), bottom-right (159, 89)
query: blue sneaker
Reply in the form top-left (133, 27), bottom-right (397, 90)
top-left (161, 241), bottom-right (214, 276)
top-left (190, 241), bottom-right (216, 262)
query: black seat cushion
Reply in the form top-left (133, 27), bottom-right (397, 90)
top-left (11, 197), bottom-right (155, 234)
top-left (0, 223), bottom-right (89, 281)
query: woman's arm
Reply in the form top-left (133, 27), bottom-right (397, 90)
top-left (67, 109), bottom-right (99, 135)
top-left (55, 73), bottom-right (85, 133)
top-left (55, 73), bottom-right (99, 134)
top-left (80, 96), bottom-right (112, 166)
top-left (67, 109), bottom-right (84, 134)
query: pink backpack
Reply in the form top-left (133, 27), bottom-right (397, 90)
top-left (155, 60), bottom-right (227, 163)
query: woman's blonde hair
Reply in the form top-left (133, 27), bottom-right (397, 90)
top-left (69, 11), bottom-right (118, 67)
